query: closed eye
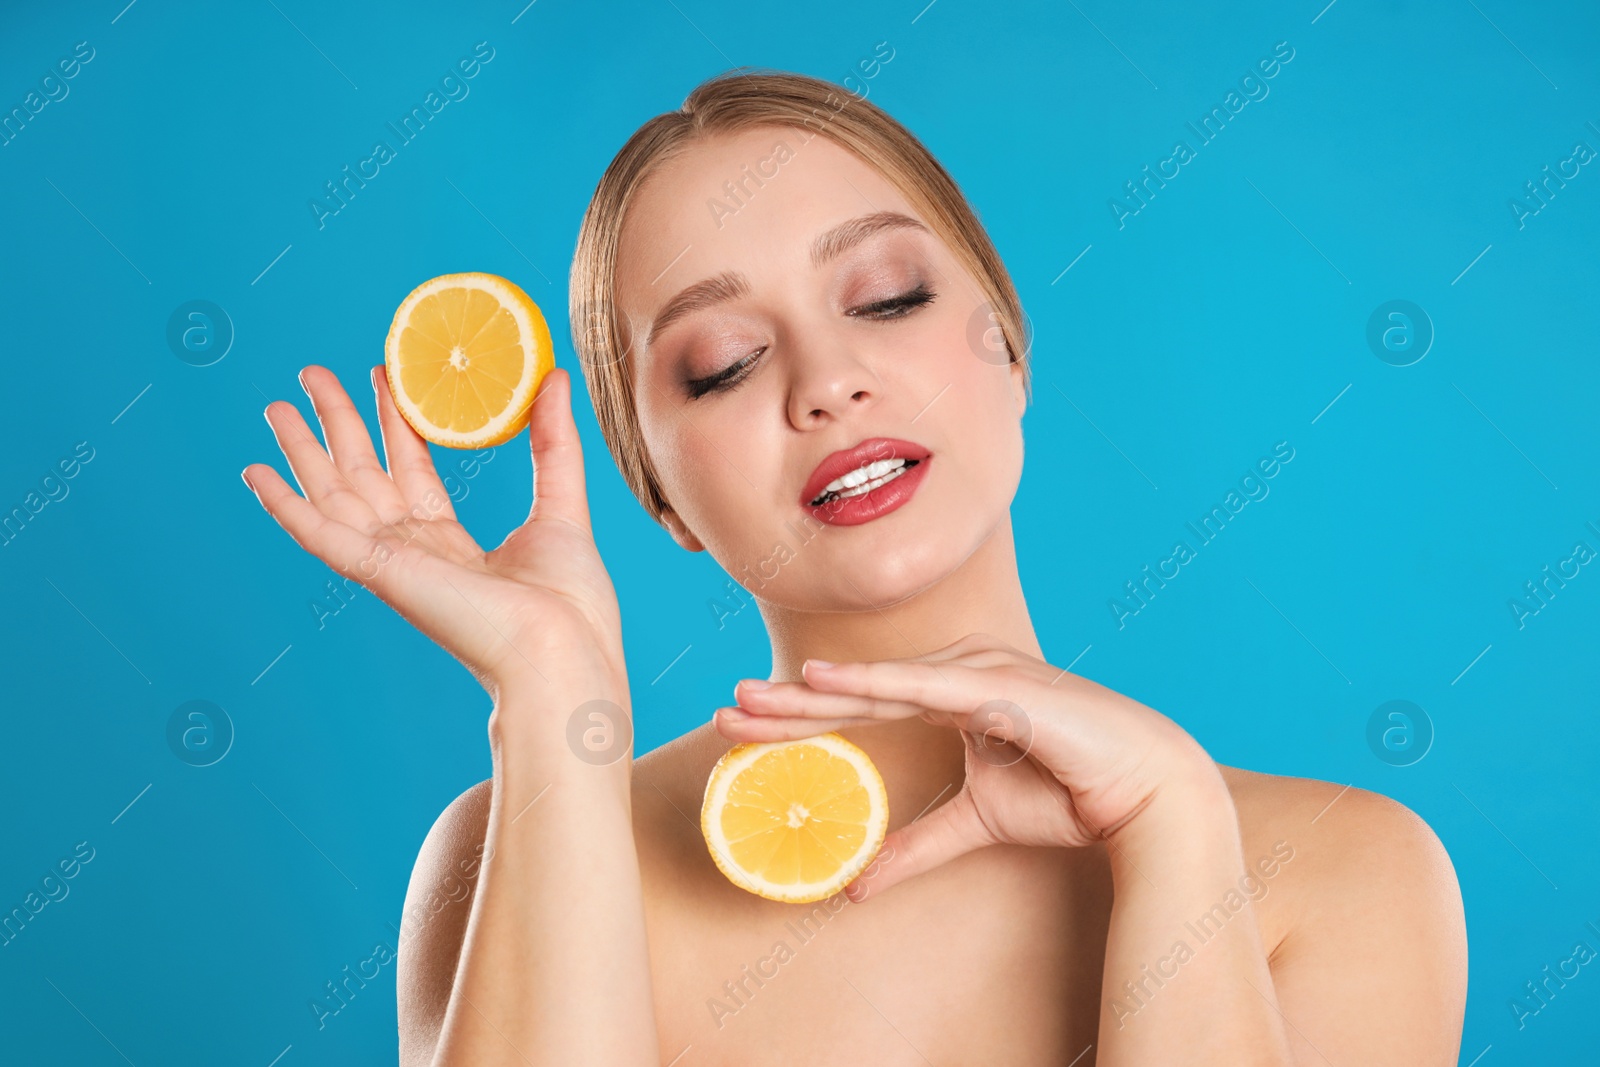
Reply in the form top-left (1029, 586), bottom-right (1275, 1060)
top-left (687, 346), bottom-right (767, 400)
top-left (847, 282), bottom-right (937, 320)
top-left (685, 284), bottom-right (939, 400)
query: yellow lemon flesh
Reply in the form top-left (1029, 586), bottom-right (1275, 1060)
top-left (383, 272), bottom-right (553, 450)
top-left (701, 732), bottom-right (889, 903)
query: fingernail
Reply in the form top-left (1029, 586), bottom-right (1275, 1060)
top-left (805, 659), bottom-right (835, 672)
top-left (739, 678), bottom-right (772, 691)
top-left (240, 469), bottom-right (256, 492)
top-left (718, 706), bottom-right (750, 722)
top-left (298, 368), bottom-right (310, 391)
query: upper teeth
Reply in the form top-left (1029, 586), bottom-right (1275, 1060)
top-left (813, 458), bottom-right (912, 505)
top-left (826, 458), bottom-right (905, 492)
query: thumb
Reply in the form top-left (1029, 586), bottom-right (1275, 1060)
top-left (845, 787), bottom-right (992, 903)
top-left (526, 366), bottom-right (593, 534)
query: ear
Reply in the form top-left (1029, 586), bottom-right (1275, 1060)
top-left (660, 507), bottom-right (706, 553)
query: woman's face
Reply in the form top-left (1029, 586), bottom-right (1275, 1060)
top-left (614, 123), bottom-right (1027, 612)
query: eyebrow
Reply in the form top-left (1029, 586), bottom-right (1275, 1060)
top-left (645, 210), bottom-right (932, 347)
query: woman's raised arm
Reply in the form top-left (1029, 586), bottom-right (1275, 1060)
top-left (243, 364), bottom-right (660, 1066)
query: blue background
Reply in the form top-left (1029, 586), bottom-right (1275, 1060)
top-left (2, 0), bottom-right (1596, 1063)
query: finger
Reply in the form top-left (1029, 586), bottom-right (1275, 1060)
top-left (846, 788), bottom-right (993, 903)
top-left (370, 364), bottom-right (458, 524)
top-left (801, 659), bottom-right (1029, 738)
top-left (262, 398), bottom-right (380, 530)
top-left (526, 368), bottom-right (594, 535)
top-left (730, 678), bottom-right (925, 722)
top-left (299, 365), bottom-right (412, 524)
top-left (712, 707), bottom-right (878, 741)
top-left (241, 463), bottom-right (393, 589)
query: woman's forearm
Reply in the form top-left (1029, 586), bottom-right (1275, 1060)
top-left (1096, 765), bottom-right (1296, 1066)
top-left (431, 680), bottom-right (660, 1067)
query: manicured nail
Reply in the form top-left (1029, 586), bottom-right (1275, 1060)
top-left (739, 678), bottom-right (772, 691)
top-left (805, 659), bottom-right (835, 671)
top-left (718, 706), bottom-right (750, 722)
top-left (240, 469), bottom-right (255, 491)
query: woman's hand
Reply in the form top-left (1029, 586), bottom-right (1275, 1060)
top-left (711, 631), bottom-right (1228, 900)
top-left (242, 364), bottom-right (626, 709)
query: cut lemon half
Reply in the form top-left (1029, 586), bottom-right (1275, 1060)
top-left (383, 272), bottom-right (554, 449)
top-left (701, 732), bottom-right (889, 903)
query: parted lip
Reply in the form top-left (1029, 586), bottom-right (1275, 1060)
top-left (800, 437), bottom-right (932, 508)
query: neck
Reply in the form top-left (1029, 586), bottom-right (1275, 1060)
top-left (759, 511), bottom-right (1041, 679)
top-left (750, 512), bottom-right (1040, 822)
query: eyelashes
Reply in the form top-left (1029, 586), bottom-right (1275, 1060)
top-left (685, 284), bottom-right (938, 400)
top-left (846, 282), bottom-right (937, 319)
top-left (686, 350), bottom-right (762, 400)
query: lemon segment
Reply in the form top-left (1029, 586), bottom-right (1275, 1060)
top-left (383, 272), bottom-right (554, 450)
top-left (701, 733), bottom-right (889, 903)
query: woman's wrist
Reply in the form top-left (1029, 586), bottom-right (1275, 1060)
top-left (486, 673), bottom-right (636, 793)
top-left (1103, 759), bottom-right (1242, 884)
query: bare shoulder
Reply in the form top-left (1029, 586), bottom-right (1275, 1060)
top-left (393, 724), bottom-right (724, 1065)
top-left (1215, 764), bottom-right (1461, 905)
top-left (1215, 763), bottom-right (1468, 1063)
top-left (395, 778), bottom-right (493, 1067)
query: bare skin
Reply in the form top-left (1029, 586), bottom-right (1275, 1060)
top-left (246, 121), bottom-right (1467, 1066)
top-left (401, 738), bottom-right (1464, 1066)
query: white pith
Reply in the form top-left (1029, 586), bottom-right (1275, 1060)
top-left (701, 734), bottom-right (889, 902)
top-left (384, 274), bottom-right (548, 448)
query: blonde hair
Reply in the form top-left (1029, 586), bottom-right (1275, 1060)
top-left (569, 66), bottom-right (1032, 527)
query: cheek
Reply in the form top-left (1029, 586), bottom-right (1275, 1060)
top-left (925, 322), bottom-right (1021, 439)
top-left (644, 407), bottom-right (786, 559)
top-left (917, 299), bottom-right (1003, 391)
top-left (918, 348), bottom-right (1026, 518)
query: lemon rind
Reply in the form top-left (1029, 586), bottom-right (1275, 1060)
top-left (700, 732), bottom-right (889, 904)
top-left (383, 272), bottom-right (553, 450)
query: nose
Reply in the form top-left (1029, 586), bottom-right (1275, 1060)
top-left (787, 339), bottom-right (883, 430)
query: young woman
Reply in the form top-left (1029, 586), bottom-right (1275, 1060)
top-left (243, 69), bottom-right (1468, 1065)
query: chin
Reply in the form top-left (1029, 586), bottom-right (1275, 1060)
top-left (755, 508), bottom-right (997, 612)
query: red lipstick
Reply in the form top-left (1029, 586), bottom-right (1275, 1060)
top-left (800, 437), bottom-right (932, 527)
